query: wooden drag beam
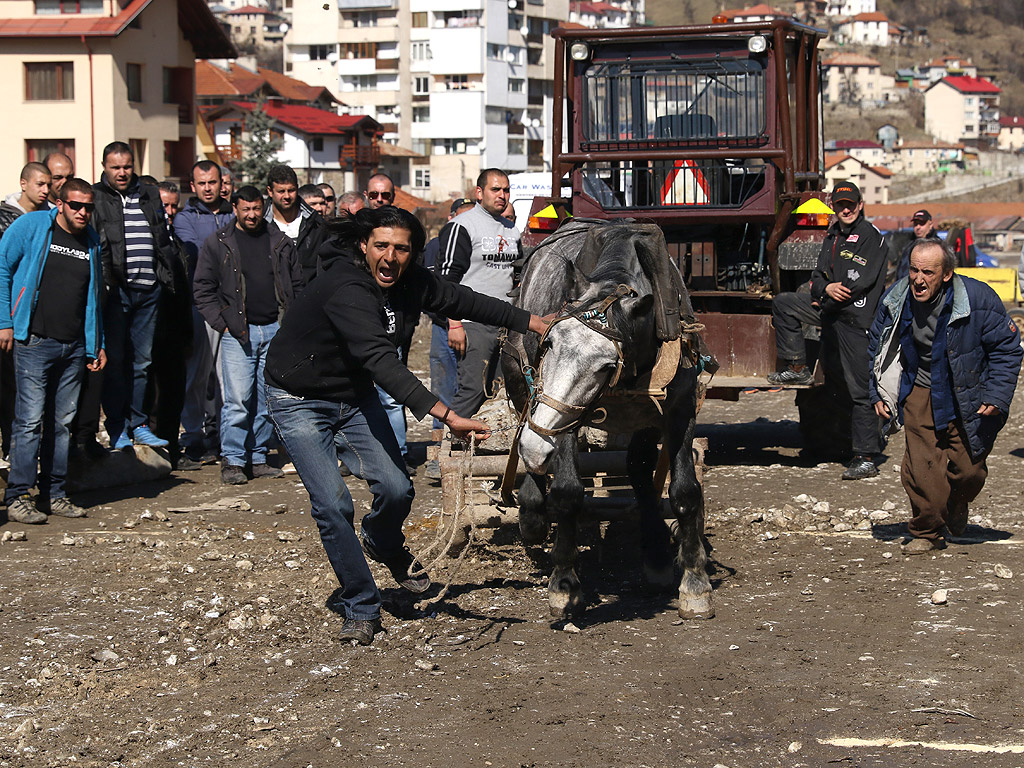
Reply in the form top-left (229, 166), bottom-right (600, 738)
top-left (437, 437), bottom-right (708, 555)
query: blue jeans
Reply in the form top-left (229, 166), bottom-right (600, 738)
top-left (219, 322), bottom-right (277, 468)
top-left (429, 324), bottom-right (458, 428)
top-left (266, 386), bottom-right (414, 621)
top-left (102, 284), bottom-right (160, 438)
top-left (180, 309), bottom-right (223, 455)
top-left (5, 336), bottom-right (84, 503)
top-left (376, 385), bottom-right (407, 459)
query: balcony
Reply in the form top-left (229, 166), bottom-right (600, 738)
top-left (375, 57), bottom-right (399, 71)
top-left (340, 143), bottom-right (381, 165)
top-left (177, 103), bottom-right (193, 125)
top-left (338, 0), bottom-right (393, 8)
top-left (216, 144), bottom-right (243, 164)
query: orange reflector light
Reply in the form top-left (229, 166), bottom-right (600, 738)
top-left (528, 215), bottom-right (560, 231)
top-left (795, 213), bottom-right (831, 227)
top-left (712, 14), bottom-right (728, 23)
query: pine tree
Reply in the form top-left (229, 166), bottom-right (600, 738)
top-left (234, 97), bottom-right (283, 186)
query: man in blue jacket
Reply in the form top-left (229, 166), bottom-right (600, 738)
top-left (174, 160), bottom-right (234, 465)
top-left (869, 240), bottom-right (1021, 554)
top-left (0, 178), bottom-right (105, 524)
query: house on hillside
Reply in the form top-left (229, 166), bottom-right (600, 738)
top-left (876, 123), bottom-right (898, 150)
top-left (921, 56), bottom-right (978, 85)
top-left (569, 2), bottom-right (629, 28)
top-left (833, 11), bottom-right (890, 46)
top-left (925, 76), bottom-right (1000, 147)
top-left (202, 100), bottom-right (383, 190)
top-left (890, 140), bottom-right (965, 174)
top-left (825, 0), bottom-right (874, 16)
top-left (0, 0), bottom-right (235, 185)
top-left (999, 116), bottom-right (1024, 152)
top-left (821, 53), bottom-right (882, 106)
top-left (196, 60), bottom-right (338, 110)
top-left (220, 5), bottom-right (287, 48)
top-left (829, 139), bottom-right (887, 167)
top-left (824, 152), bottom-right (890, 205)
top-left (713, 4), bottom-right (792, 23)
top-left (793, 0), bottom-right (826, 24)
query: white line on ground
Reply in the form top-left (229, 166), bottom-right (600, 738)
top-left (819, 737), bottom-right (1024, 754)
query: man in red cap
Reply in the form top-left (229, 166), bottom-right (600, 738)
top-left (767, 180), bottom-right (889, 479)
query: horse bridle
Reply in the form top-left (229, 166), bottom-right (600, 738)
top-left (526, 283), bottom-right (636, 437)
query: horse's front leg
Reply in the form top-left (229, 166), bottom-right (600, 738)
top-left (547, 433), bottom-right (585, 619)
top-left (518, 471), bottom-right (550, 546)
top-left (668, 389), bottom-right (714, 619)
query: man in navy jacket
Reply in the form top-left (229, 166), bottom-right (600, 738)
top-left (869, 240), bottom-right (1021, 554)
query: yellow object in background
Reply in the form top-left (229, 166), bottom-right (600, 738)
top-left (959, 267), bottom-right (1021, 303)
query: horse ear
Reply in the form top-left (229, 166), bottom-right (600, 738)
top-left (625, 292), bottom-right (654, 318)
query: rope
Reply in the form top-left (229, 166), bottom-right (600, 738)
top-left (412, 432), bottom-right (481, 611)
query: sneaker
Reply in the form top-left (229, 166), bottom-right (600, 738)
top-left (424, 458), bottom-right (442, 481)
top-left (903, 536), bottom-right (946, 555)
top-left (251, 463), bottom-right (284, 479)
top-left (6, 495), bottom-right (46, 525)
top-left (132, 425), bottom-right (169, 448)
top-left (842, 456), bottom-right (879, 480)
top-left (339, 617), bottom-right (383, 646)
top-left (946, 500), bottom-right (969, 537)
top-left (221, 464), bottom-right (248, 485)
top-left (360, 535), bottom-right (431, 594)
top-left (41, 497), bottom-right (87, 518)
top-left (766, 366), bottom-right (813, 386)
top-left (112, 432), bottom-right (132, 451)
top-left (174, 455), bottom-right (204, 471)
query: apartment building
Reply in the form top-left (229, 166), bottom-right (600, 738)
top-left (283, 0), bottom-right (568, 201)
top-left (925, 76), bottom-right (1001, 148)
top-left (0, 0), bottom-right (234, 185)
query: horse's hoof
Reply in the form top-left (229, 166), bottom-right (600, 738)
top-left (548, 590), bottom-right (582, 619)
top-left (677, 592), bottom-right (715, 620)
top-left (445, 523), bottom-right (472, 557)
top-left (643, 561), bottom-right (675, 590)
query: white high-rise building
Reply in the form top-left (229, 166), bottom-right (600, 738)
top-left (285, 0), bottom-right (568, 200)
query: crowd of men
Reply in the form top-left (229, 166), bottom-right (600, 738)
top-left (0, 146), bottom-right (521, 526)
top-left (0, 151), bottom-right (1019, 560)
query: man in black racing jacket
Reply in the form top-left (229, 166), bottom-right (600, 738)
top-left (767, 180), bottom-right (888, 480)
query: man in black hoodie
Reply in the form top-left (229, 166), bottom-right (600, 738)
top-left (767, 181), bottom-right (888, 480)
top-left (264, 206), bottom-right (551, 646)
top-left (264, 164), bottom-right (326, 283)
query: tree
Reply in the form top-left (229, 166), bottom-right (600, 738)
top-left (234, 97), bottom-right (283, 186)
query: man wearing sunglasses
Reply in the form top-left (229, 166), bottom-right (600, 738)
top-left (318, 183), bottom-right (337, 218)
top-left (0, 178), bottom-right (105, 524)
top-left (767, 180), bottom-right (888, 480)
top-left (365, 174), bottom-right (396, 209)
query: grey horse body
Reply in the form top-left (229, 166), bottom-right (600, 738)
top-left (501, 220), bottom-right (713, 621)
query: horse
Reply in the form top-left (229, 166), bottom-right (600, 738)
top-left (501, 220), bottom-right (715, 621)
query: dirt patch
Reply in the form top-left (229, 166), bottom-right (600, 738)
top-left (1, 326), bottom-right (1023, 767)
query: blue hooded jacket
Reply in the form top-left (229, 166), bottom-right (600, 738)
top-left (0, 208), bottom-right (104, 358)
top-left (868, 273), bottom-right (1022, 461)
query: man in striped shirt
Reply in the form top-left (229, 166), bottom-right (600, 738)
top-left (90, 141), bottom-right (178, 450)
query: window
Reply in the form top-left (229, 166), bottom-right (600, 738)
top-left (445, 75), bottom-right (468, 91)
top-left (508, 138), bottom-right (526, 155)
top-left (487, 44), bottom-right (506, 60)
top-left (437, 138), bottom-right (466, 155)
top-left (411, 41), bottom-right (432, 62)
top-left (35, 0), bottom-right (102, 13)
top-left (24, 62), bottom-right (74, 101)
top-left (509, 12), bottom-right (523, 30)
top-left (412, 139), bottom-right (430, 155)
top-left (413, 76), bottom-right (429, 95)
top-left (310, 44), bottom-right (333, 60)
top-left (129, 139), bottom-right (146, 172)
top-left (311, 137), bottom-right (324, 152)
top-left (509, 78), bottom-right (525, 93)
top-left (414, 169), bottom-right (430, 188)
top-left (26, 139), bottom-right (75, 164)
top-left (413, 106), bottom-right (430, 123)
top-left (346, 75), bottom-right (377, 92)
top-left (485, 107), bottom-right (507, 124)
top-left (340, 42), bottom-right (376, 59)
top-left (354, 12), bottom-right (377, 27)
top-left (126, 63), bottom-right (142, 102)
top-left (412, 12), bottom-right (428, 27)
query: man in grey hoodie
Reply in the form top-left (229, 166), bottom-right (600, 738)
top-left (436, 168), bottom-right (520, 417)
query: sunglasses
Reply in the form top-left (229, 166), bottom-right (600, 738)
top-left (323, 196), bottom-right (335, 203)
top-left (65, 200), bottom-right (95, 213)
top-left (367, 191), bottom-right (393, 201)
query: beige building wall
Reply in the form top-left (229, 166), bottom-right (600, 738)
top-left (0, 0), bottom-right (196, 185)
top-left (925, 83), bottom-right (966, 144)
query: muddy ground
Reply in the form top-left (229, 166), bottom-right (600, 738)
top-left (1, 324), bottom-right (1024, 768)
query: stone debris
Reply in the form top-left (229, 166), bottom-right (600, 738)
top-left (736, 495), bottom-right (904, 535)
top-left (277, 531), bottom-right (301, 542)
top-left (166, 654), bottom-right (178, 666)
top-left (414, 659), bottom-right (438, 671)
top-left (788, 741), bottom-right (802, 753)
top-left (1, 530), bottom-right (27, 542)
top-left (994, 564), bottom-right (1013, 580)
top-left (90, 649), bottom-right (119, 664)
top-left (931, 589), bottom-right (948, 605)
top-left (236, 559), bottom-right (255, 571)
top-left (11, 718), bottom-right (39, 740)
top-left (562, 622), bottom-right (581, 634)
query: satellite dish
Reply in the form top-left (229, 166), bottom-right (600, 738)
top-left (520, 25), bottom-right (529, 35)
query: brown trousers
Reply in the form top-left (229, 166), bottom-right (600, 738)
top-left (901, 386), bottom-right (987, 539)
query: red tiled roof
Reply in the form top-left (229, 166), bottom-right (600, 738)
top-left (0, 0), bottom-right (235, 58)
top-left (869, 165), bottom-right (893, 178)
top-left (824, 152), bottom-right (853, 169)
top-left (834, 139), bottom-right (883, 149)
top-left (852, 11), bottom-right (888, 22)
top-left (572, 1), bottom-right (626, 13)
top-left (259, 67), bottom-right (335, 104)
top-left (940, 76), bottom-right (1000, 94)
top-left (394, 189), bottom-right (437, 212)
top-left (225, 5), bottom-right (272, 14)
top-left (231, 101), bottom-right (376, 135)
top-left (823, 53), bottom-right (880, 67)
top-left (999, 116), bottom-right (1024, 128)
top-left (718, 4), bottom-right (788, 19)
top-left (197, 61), bottom-right (337, 105)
